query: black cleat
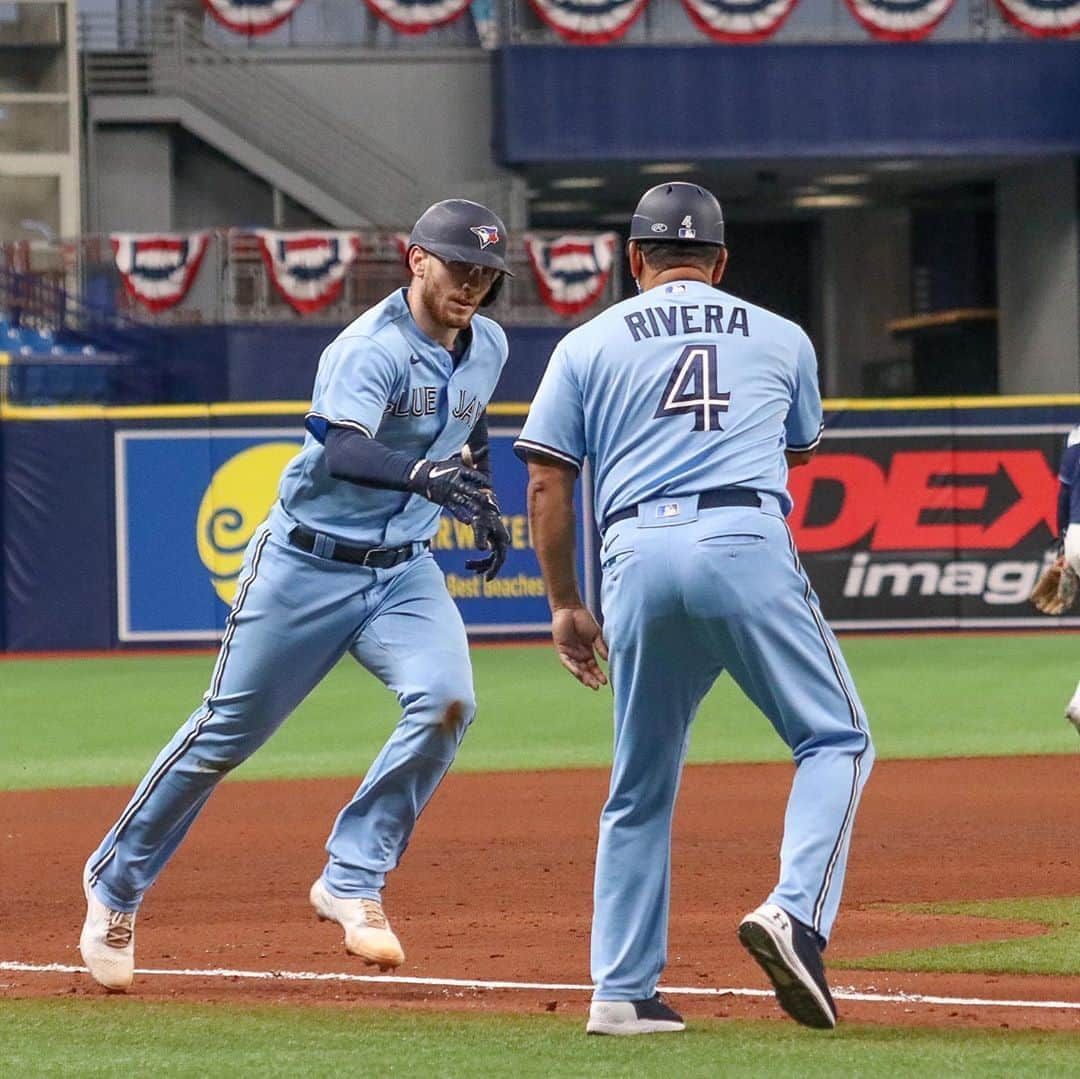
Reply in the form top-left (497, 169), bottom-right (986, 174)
top-left (586, 992), bottom-right (686, 1035)
top-left (738, 903), bottom-right (837, 1029)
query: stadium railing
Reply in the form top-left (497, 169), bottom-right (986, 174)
top-left (0, 230), bottom-right (623, 331)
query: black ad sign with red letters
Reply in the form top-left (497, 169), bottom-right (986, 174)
top-left (789, 420), bottom-right (1071, 629)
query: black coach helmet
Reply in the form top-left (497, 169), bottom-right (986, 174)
top-left (629, 182), bottom-right (725, 247)
top-left (408, 198), bottom-right (513, 306)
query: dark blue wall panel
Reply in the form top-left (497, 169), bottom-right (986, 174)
top-left (2, 420), bottom-right (114, 649)
top-left (226, 324), bottom-right (339, 401)
top-left (496, 42), bottom-right (1080, 162)
top-left (141, 324), bottom-right (559, 405)
top-left (153, 327), bottom-right (229, 403)
top-left (500, 326), bottom-right (564, 402)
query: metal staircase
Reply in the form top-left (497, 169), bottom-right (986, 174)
top-left (81, 13), bottom-right (438, 227)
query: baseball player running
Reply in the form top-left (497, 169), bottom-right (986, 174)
top-left (516, 183), bottom-right (874, 1034)
top-left (80, 199), bottom-right (513, 991)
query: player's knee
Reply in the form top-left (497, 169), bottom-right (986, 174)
top-left (795, 721), bottom-right (872, 767)
top-left (178, 747), bottom-right (247, 776)
top-left (179, 726), bottom-right (268, 775)
top-left (421, 679), bottom-right (476, 732)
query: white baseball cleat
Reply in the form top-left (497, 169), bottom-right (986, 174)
top-left (79, 865), bottom-right (136, 991)
top-left (309, 878), bottom-right (405, 970)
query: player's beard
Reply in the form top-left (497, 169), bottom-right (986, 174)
top-left (420, 275), bottom-right (483, 332)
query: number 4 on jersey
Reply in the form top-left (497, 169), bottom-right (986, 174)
top-left (653, 344), bottom-right (730, 432)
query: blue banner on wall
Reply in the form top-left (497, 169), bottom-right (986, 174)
top-left (117, 428), bottom-right (304, 640)
top-left (115, 423), bottom-right (583, 642)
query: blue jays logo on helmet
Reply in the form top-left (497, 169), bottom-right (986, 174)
top-left (470, 225), bottom-right (500, 251)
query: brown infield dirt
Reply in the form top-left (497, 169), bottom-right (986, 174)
top-left (1, 756), bottom-right (1078, 1031)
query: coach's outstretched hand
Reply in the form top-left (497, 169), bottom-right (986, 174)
top-left (466, 495), bottom-right (510, 581)
top-left (552, 606), bottom-right (609, 690)
top-left (408, 456), bottom-right (488, 524)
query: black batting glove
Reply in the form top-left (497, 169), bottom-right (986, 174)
top-left (407, 455), bottom-right (488, 525)
top-left (466, 494), bottom-right (510, 581)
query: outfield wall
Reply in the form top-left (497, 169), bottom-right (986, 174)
top-left (0, 397), bottom-right (1076, 650)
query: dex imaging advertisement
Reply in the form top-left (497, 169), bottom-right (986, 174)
top-left (789, 425), bottom-right (1066, 629)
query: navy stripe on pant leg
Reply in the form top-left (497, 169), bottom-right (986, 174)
top-left (782, 523), bottom-right (870, 935)
top-left (88, 528), bottom-right (271, 886)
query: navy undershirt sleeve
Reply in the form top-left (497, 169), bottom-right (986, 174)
top-left (467, 410), bottom-right (492, 483)
top-left (324, 407), bottom-right (491, 492)
top-left (324, 426), bottom-right (418, 491)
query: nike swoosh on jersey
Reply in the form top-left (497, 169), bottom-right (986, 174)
top-left (409, 354), bottom-right (422, 365)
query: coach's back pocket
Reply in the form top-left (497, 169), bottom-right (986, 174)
top-left (696, 532), bottom-right (766, 547)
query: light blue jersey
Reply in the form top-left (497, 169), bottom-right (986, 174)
top-left (85, 288), bottom-right (508, 932)
top-left (280, 288), bottom-right (507, 547)
top-left (515, 279), bottom-right (822, 522)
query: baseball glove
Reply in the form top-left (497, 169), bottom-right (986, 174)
top-left (1029, 557), bottom-right (1079, 615)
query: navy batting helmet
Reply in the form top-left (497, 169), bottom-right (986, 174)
top-left (408, 198), bottom-right (512, 307)
top-left (408, 198), bottom-right (513, 275)
top-left (629, 182), bottom-right (725, 247)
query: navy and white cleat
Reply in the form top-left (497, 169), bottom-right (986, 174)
top-left (738, 902), bottom-right (837, 1029)
top-left (586, 992), bottom-right (686, 1035)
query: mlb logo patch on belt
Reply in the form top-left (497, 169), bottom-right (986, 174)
top-left (638, 494), bottom-right (700, 528)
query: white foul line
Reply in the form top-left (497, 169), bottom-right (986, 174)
top-left (1, 962), bottom-right (1078, 1012)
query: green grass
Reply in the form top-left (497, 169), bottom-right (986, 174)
top-left (839, 897), bottom-right (1080, 977)
top-left (1, 1000), bottom-right (1077, 1078)
top-left (1, 634), bottom-right (1077, 790)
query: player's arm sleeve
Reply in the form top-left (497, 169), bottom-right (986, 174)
top-left (324, 426), bottom-right (419, 491)
top-left (305, 336), bottom-right (402, 443)
top-left (784, 331), bottom-right (825, 453)
top-left (466, 409), bottom-right (493, 484)
top-left (513, 343), bottom-right (586, 471)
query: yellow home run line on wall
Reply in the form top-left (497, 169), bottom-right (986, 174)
top-left (1, 394), bottom-right (1079, 422)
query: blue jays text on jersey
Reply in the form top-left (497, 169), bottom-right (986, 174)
top-left (278, 287), bottom-right (507, 549)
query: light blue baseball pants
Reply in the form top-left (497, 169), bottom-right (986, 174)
top-left (591, 498), bottom-right (874, 1000)
top-left (87, 516), bottom-right (475, 913)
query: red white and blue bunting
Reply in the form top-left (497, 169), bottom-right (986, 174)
top-left (844, 0), bottom-right (956, 40)
top-left (528, 0), bottom-right (649, 44)
top-left (201, 0), bottom-right (306, 36)
top-left (994, 0), bottom-right (1080, 35)
top-left (111, 232), bottom-right (210, 313)
top-left (256, 230), bottom-right (362, 314)
top-left (682, 0), bottom-right (800, 42)
top-left (364, 0), bottom-right (472, 34)
top-left (524, 232), bottom-right (618, 316)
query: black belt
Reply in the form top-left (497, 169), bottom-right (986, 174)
top-left (288, 525), bottom-right (427, 569)
top-left (603, 487), bottom-right (762, 533)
